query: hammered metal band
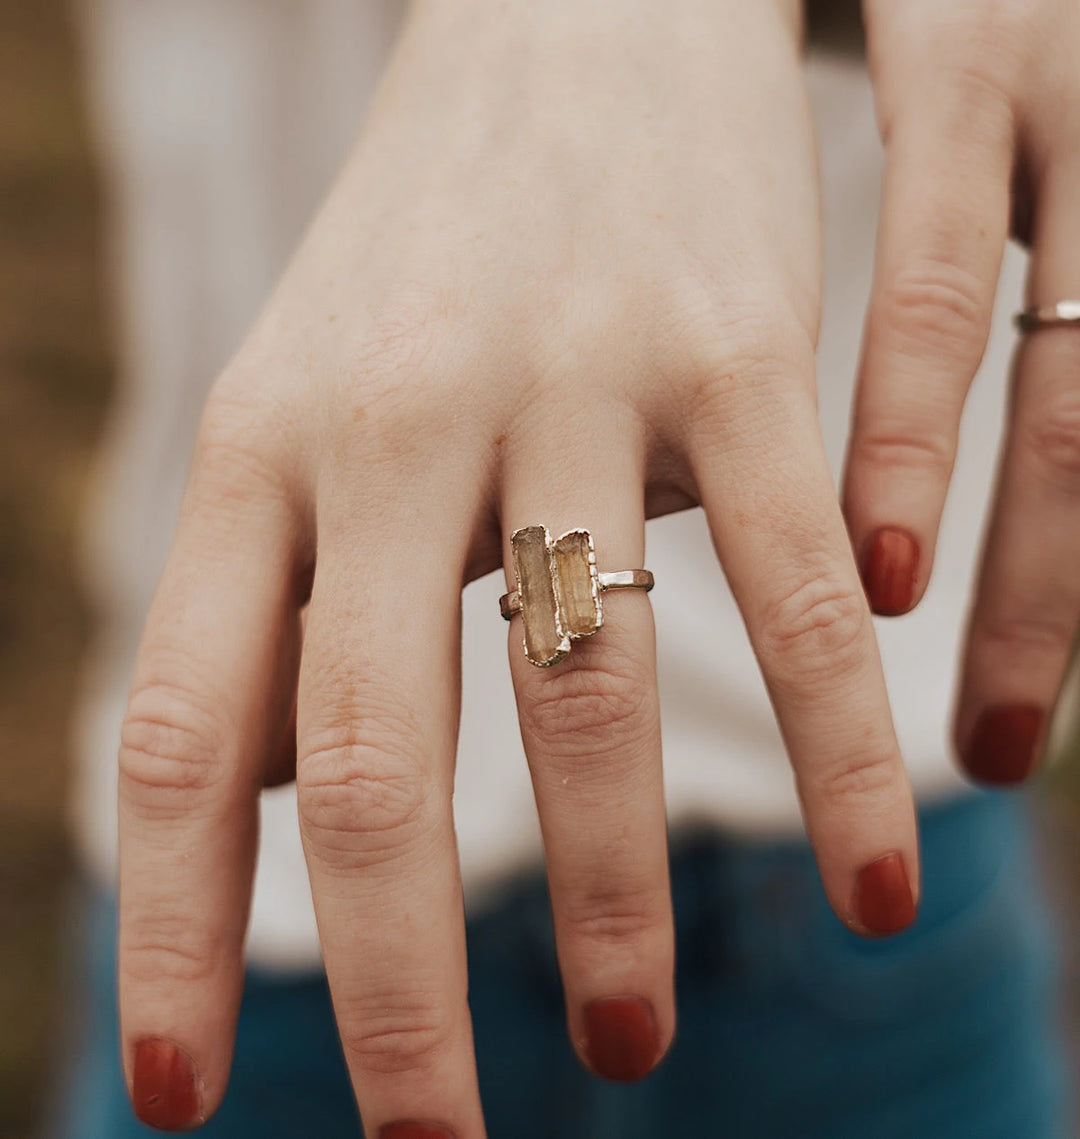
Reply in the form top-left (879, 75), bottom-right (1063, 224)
top-left (500, 570), bottom-right (656, 620)
top-left (1014, 301), bottom-right (1080, 333)
top-left (500, 526), bottom-right (654, 667)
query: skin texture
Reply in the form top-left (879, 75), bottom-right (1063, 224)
top-left (115, 0), bottom-right (1078, 1134)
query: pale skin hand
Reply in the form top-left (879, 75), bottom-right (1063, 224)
top-left (118, 1), bottom-right (922, 1134)
top-left (847, 0), bottom-right (1080, 784)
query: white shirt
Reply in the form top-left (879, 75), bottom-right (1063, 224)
top-left (72, 0), bottom-right (1026, 970)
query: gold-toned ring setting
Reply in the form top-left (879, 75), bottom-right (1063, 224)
top-left (1014, 300), bottom-right (1080, 333)
top-left (499, 525), bottom-right (654, 667)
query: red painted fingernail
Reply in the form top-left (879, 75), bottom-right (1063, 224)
top-left (853, 853), bottom-right (917, 936)
top-left (963, 704), bottom-right (1045, 786)
top-left (583, 996), bottom-right (660, 1082)
top-left (132, 1038), bottom-right (202, 1131)
top-left (861, 528), bottom-right (919, 616)
top-left (379, 1125), bottom-right (456, 1139)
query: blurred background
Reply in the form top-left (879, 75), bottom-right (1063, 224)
top-left (0, 2), bottom-right (112, 1137)
top-left (0, 1), bottom-right (1078, 1137)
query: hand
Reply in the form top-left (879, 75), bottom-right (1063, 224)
top-left (117, 1), bottom-right (919, 1134)
top-left (845, 0), bottom-right (1080, 784)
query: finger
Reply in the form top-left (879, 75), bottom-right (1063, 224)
top-left (296, 485), bottom-right (483, 1138)
top-left (843, 70), bottom-right (1015, 615)
top-left (502, 422), bottom-right (673, 1083)
top-left (956, 159), bottom-right (1080, 785)
top-left (118, 418), bottom-right (303, 1128)
top-left (691, 353), bottom-right (919, 936)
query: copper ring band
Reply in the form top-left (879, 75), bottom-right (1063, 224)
top-left (500, 569), bottom-right (655, 621)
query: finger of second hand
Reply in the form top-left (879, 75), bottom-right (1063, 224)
top-left (842, 81), bottom-right (1013, 616)
top-left (501, 429), bottom-right (674, 1084)
top-left (296, 495), bottom-right (484, 1139)
top-left (690, 371), bottom-right (919, 937)
top-left (956, 160), bottom-right (1080, 787)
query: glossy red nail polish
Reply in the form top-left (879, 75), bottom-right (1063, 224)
top-left (132, 1038), bottom-right (201, 1131)
top-left (379, 1124), bottom-right (456, 1139)
top-left (861, 528), bottom-right (919, 616)
top-left (963, 704), bottom-right (1045, 785)
top-left (853, 853), bottom-right (917, 936)
top-left (583, 996), bottom-right (660, 1083)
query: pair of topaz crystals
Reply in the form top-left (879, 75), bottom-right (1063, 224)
top-left (509, 525), bottom-right (604, 667)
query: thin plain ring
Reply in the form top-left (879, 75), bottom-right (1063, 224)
top-left (1014, 300), bottom-right (1080, 333)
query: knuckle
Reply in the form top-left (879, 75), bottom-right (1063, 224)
top-left (521, 650), bottom-right (648, 758)
top-left (1022, 389), bottom-right (1080, 490)
top-left (118, 683), bottom-right (226, 818)
top-left (560, 884), bottom-right (667, 950)
top-left (804, 750), bottom-right (899, 806)
top-left (685, 308), bottom-right (816, 402)
top-left (325, 347), bottom-right (484, 486)
top-left (974, 608), bottom-right (1075, 656)
top-left (896, 2), bottom-right (1033, 98)
top-left (666, 276), bottom-right (813, 355)
top-left (122, 922), bottom-right (223, 987)
top-left (655, 267), bottom-right (814, 364)
top-left (759, 575), bottom-right (869, 682)
top-left (331, 289), bottom-right (486, 438)
top-left (685, 326), bottom-right (818, 454)
top-left (194, 380), bottom-right (294, 500)
top-left (874, 262), bottom-right (989, 365)
top-left (339, 1006), bottom-right (452, 1077)
top-left (948, 51), bottom-right (1022, 115)
top-left (297, 723), bottom-right (432, 870)
top-left (951, 1), bottom-right (1035, 82)
top-left (353, 285), bottom-right (473, 383)
top-left (873, 3), bottom-right (1029, 137)
top-left (851, 428), bottom-right (956, 479)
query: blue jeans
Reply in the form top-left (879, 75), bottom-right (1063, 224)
top-left (52, 793), bottom-right (1068, 1138)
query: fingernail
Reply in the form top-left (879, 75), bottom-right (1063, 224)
top-left (853, 853), bottom-right (917, 936)
top-left (963, 703), bottom-right (1045, 786)
top-left (379, 1125), bottom-right (456, 1139)
top-left (583, 996), bottom-right (660, 1083)
top-left (861, 527), bottom-right (919, 616)
top-left (132, 1038), bottom-right (202, 1131)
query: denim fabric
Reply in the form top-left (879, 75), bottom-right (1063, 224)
top-left (52, 792), bottom-right (1068, 1138)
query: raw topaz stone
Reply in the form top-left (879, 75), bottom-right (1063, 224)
top-left (511, 526), bottom-right (569, 666)
top-left (553, 529), bottom-right (601, 639)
